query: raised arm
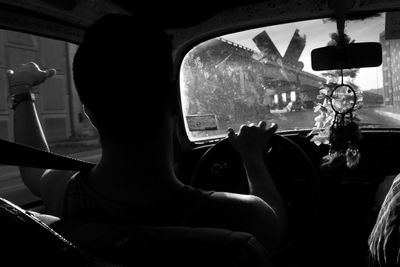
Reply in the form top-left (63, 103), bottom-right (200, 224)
top-left (7, 62), bottom-right (56, 196)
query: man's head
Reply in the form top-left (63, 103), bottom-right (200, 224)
top-left (73, 14), bottom-right (175, 144)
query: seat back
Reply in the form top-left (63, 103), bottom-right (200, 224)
top-left (0, 197), bottom-right (273, 266)
top-left (53, 220), bottom-right (274, 267)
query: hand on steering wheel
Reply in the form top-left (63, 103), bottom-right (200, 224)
top-left (227, 121), bottom-right (278, 161)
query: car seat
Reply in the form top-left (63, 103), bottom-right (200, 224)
top-left (0, 197), bottom-right (274, 266)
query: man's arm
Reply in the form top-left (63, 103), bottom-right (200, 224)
top-left (241, 155), bottom-right (287, 233)
top-left (8, 62), bottom-right (57, 197)
top-left (228, 122), bottom-right (288, 243)
top-left (13, 93), bottom-right (49, 196)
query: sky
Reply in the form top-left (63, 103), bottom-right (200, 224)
top-left (222, 14), bottom-right (386, 91)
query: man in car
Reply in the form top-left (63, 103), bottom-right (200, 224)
top-left (7, 14), bottom-right (287, 252)
top-left (368, 174), bottom-right (400, 266)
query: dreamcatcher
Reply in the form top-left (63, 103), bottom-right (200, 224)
top-left (320, 69), bottom-right (362, 170)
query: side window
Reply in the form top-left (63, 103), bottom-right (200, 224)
top-left (0, 30), bottom-right (100, 206)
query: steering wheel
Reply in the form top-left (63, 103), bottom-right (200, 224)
top-left (190, 133), bottom-right (320, 257)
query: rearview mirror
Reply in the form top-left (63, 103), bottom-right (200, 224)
top-left (311, 42), bottom-right (382, 71)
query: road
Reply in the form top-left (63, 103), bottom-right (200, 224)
top-left (267, 106), bottom-right (400, 130)
top-left (356, 108), bottom-right (400, 127)
top-left (1, 106), bottom-right (400, 206)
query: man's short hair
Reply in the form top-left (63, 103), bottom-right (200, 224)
top-left (73, 14), bottom-right (173, 126)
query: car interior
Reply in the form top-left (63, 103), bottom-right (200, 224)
top-left (0, 0), bottom-right (399, 266)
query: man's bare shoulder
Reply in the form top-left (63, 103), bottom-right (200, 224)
top-left (189, 191), bottom-right (281, 250)
top-left (191, 191), bottom-right (277, 229)
top-left (206, 191), bottom-right (264, 206)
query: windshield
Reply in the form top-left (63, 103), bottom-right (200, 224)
top-left (180, 13), bottom-right (400, 142)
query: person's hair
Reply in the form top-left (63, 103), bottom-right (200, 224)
top-left (73, 14), bottom-right (174, 142)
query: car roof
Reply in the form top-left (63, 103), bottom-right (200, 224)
top-left (0, 0), bottom-right (394, 92)
top-left (0, 0), bottom-right (399, 45)
top-left (0, 0), bottom-right (396, 87)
